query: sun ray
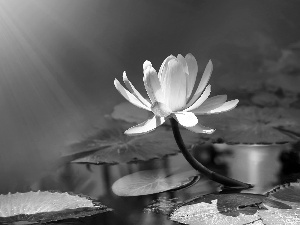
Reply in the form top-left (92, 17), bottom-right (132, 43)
top-left (0, 1), bottom-right (104, 192)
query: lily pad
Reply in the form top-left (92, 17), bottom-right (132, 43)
top-left (170, 193), bottom-right (264, 225)
top-left (110, 102), bottom-right (300, 145)
top-left (266, 73), bottom-right (300, 94)
top-left (68, 126), bottom-right (199, 165)
top-left (145, 197), bottom-right (182, 215)
top-left (110, 101), bottom-right (173, 126)
top-left (110, 101), bottom-right (151, 124)
top-left (168, 180), bottom-right (300, 225)
top-left (197, 106), bottom-right (300, 144)
top-left (258, 204), bottom-right (300, 225)
top-left (112, 169), bottom-right (200, 196)
top-left (170, 193), bottom-right (292, 225)
top-left (257, 181), bottom-right (300, 224)
top-left (265, 181), bottom-right (300, 207)
top-left (0, 191), bottom-right (112, 224)
top-left (251, 91), bottom-right (281, 107)
top-left (251, 90), bottom-right (299, 108)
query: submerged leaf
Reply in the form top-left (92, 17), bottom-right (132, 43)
top-left (197, 106), bottom-right (300, 144)
top-left (0, 191), bottom-right (112, 224)
top-left (68, 126), bottom-right (199, 165)
top-left (112, 169), bottom-right (200, 196)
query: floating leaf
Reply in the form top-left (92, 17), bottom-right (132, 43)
top-left (251, 91), bottom-right (299, 108)
top-left (266, 73), bottom-right (300, 94)
top-left (68, 126), bottom-right (199, 165)
top-left (0, 191), bottom-right (112, 224)
top-left (258, 204), bottom-right (300, 225)
top-left (145, 197), bottom-right (182, 215)
top-left (276, 108), bottom-right (300, 138)
top-left (109, 101), bottom-right (173, 126)
top-left (112, 169), bottom-right (200, 196)
top-left (110, 101), bottom-right (151, 124)
top-left (197, 106), bottom-right (300, 144)
top-left (251, 92), bottom-right (281, 107)
top-left (265, 181), bottom-right (300, 207)
top-left (170, 193), bottom-right (264, 225)
top-left (169, 181), bottom-right (300, 225)
top-left (170, 194), bottom-right (291, 225)
top-left (256, 181), bottom-right (300, 224)
top-left (249, 220), bottom-right (265, 225)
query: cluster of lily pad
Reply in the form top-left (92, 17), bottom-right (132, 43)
top-left (2, 49), bottom-right (300, 224)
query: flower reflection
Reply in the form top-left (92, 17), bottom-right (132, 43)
top-left (114, 54), bottom-right (238, 135)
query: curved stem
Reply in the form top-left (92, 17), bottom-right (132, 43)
top-left (170, 118), bottom-right (253, 189)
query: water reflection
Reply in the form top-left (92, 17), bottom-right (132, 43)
top-left (30, 144), bottom-right (290, 224)
top-left (215, 144), bottom-right (290, 194)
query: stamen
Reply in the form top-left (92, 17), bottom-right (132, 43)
top-left (151, 102), bottom-right (171, 117)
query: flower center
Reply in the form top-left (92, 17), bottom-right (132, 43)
top-left (151, 101), bottom-right (172, 117)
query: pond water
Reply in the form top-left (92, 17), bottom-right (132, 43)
top-left (29, 143), bottom-right (293, 224)
top-left (1, 0), bottom-right (300, 224)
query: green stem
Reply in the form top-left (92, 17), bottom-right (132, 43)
top-left (170, 118), bottom-right (253, 189)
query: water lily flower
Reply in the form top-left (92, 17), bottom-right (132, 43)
top-left (114, 53), bottom-right (239, 136)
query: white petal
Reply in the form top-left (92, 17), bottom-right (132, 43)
top-left (184, 85), bottom-right (211, 112)
top-left (186, 60), bottom-right (213, 107)
top-left (114, 79), bottom-right (151, 111)
top-left (162, 58), bottom-right (187, 111)
top-left (123, 72), bottom-right (151, 108)
top-left (208, 99), bottom-right (239, 114)
top-left (158, 55), bottom-right (176, 83)
top-left (173, 112), bottom-right (198, 127)
top-left (124, 115), bottom-right (165, 136)
top-left (143, 64), bottom-right (163, 104)
top-left (192, 95), bottom-right (227, 115)
top-left (143, 60), bottom-right (152, 71)
top-left (184, 123), bottom-right (215, 134)
top-left (177, 54), bottom-right (188, 75)
top-left (185, 53), bottom-right (198, 100)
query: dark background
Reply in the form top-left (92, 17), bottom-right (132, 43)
top-left (0, 0), bottom-right (300, 193)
